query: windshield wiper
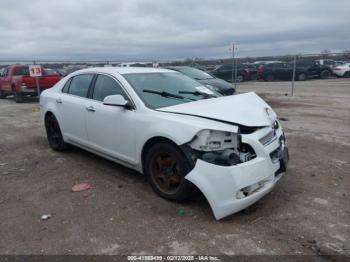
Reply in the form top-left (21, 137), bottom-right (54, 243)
top-left (178, 90), bottom-right (216, 98)
top-left (143, 89), bottom-right (194, 100)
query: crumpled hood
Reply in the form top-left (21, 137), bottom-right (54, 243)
top-left (157, 92), bottom-right (276, 127)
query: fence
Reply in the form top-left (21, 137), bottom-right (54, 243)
top-left (1, 51), bottom-right (349, 97)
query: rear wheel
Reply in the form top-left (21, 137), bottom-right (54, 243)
top-left (12, 87), bottom-right (23, 103)
top-left (144, 142), bottom-right (194, 201)
top-left (320, 70), bottom-right (330, 79)
top-left (297, 73), bottom-right (307, 81)
top-left (45, 114), bottom-right (69, 151)
top-left (343, 71), bottom-right (350, 78)
top-left (0, 90), bottom-right (6, 99)
top-left (265, 74), bottom-right (275, 81)
top-left (250, 73), bottom-right (258, 81)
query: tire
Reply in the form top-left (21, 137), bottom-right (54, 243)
top-left (144, 142), bottom-right (194, 202)
top-left (250, 73), bottom-right (258, 81)
top-left (0, 90), bottom-right (6, 99)
top-left (12, 87), bottom-right (23, 103)
top-left (343, 71), bottom-right (350, 78)
top-left (45, 114), bottom-right (69, 151)
top-left (297, 73), bottom-right (307, 81)
top-left (235, 75), bottom-right (244, 83)
top-left (265, 74), bottom-right (275, 81)
top-left (320, 70), bottom-right (330, 79)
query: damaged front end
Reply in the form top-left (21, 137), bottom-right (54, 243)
top-left (182, 122), bottom-right (288, 220)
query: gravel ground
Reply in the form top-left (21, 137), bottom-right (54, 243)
top-left (0, 78), bottom-right (349, 259)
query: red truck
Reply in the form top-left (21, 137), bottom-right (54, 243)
top-left (0, 65), bottom-right (61, 103)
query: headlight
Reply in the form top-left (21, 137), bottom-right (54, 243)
top-left (187, 129), bottom-right (256, 166)
top-left (189, 129), bottom-right (239, 151)
top-left (205, 84), bottom-right (219, 92)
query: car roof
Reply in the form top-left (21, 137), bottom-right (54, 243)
top-left (73, 67), bottom-right (175, 75)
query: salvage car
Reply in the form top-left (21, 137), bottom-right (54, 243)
top-left (165, 66), bottom-right (235, 95)
top-left (40, 67), bottom-right (288, 220)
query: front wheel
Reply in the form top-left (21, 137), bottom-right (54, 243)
top-left (144, 142), bottom-right (194, 201)
top-left (320, 70), bottom-right (330, 79)
top-left (45, 114), bottom-right (69, 151)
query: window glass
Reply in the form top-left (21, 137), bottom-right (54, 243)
top-left (123, 72), bottom-right (219, 109)
top-left (14, 66), bottom-right (30, 76)
top-left (220, 65), bottom-right (232, 71)
top-left (92, 75), bottom-right (126, 101)
top-left (176, 67), bottom-right (213, 80)
top-left (62, 78), bottom-right (72, 93)
top-left (68, 74), bottom-right (93, 98)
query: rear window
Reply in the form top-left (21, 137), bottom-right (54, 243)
top-left (68, 74), bottom-right (94, 98)
top-left (14, 67), bottom-right (30, 76)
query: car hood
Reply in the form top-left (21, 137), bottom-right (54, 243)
top-left (157, 92), bottom-right (276, 127)
top-left (198, 78), bottom-right (232, 90)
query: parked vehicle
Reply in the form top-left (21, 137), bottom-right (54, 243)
top-left (211, 64), bottom-right (258, 82)
top-left (0, 65), bottom-right (61, 102)
top-left (332, 63), bottom-right (350, 77)
top-left (165, 66), bottom-right (235, 95)
top-left (258, 60), bottom-right (332, 81)
top-left (45, 68), bottom-right (68, 77)
top-left (315, 59), bottom-right (336, 69)
top-left (40, 67), bottom-right (288, 220)
top-left (258, 62), bottom-right (289, 81)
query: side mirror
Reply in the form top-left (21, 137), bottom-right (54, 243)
top-left (103, 95), bottom-right (133, 109)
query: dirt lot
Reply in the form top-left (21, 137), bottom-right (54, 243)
top-left (0, 78), bottom-right (349, 258)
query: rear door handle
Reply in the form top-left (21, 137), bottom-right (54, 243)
top-left (56, 99), bottom-right (62, 104)
top-left (86, 106), bottom-right (95, 112)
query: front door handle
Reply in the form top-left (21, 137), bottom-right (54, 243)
top-left (86, 106), bottom-right (95, 112)
top-left (56, 99), bottom-right (62, 104)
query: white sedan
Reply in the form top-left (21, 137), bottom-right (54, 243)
top-left (40, 67), bottom-right (288, 220)
top-left (333, 63), bottom-right (350, 77)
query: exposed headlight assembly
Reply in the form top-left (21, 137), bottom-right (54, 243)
top-left (189, 130), bottom-right (239, 151)
top-left (187, 129), bottom-right (255, 166)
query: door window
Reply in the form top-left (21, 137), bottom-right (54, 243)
top-left (68, 74), bottom-right (94, 98)
top-left (92, 75), bottom-right (126, 102)
top-left (62, 78), bottom-right (72, 93)
top-left (14, 66), bottom-right (30, 76)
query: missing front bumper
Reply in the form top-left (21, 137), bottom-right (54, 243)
top-left (185, 146), bottom-right (287, 220)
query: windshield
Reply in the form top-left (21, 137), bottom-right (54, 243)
top-left (176, 67), bottom-right (214, 80)
top-left (123, 72), bottom-right (219, 109)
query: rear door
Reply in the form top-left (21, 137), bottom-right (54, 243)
top-left (57, 74), bottom-right (94, 145)
top-left (85, 74), bottom-right (137, 165)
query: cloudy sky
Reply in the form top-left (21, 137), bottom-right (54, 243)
top-left (0, 0), bottom-right (349, 61)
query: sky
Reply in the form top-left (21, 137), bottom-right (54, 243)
top-left (0, 0), bottom-right (349, 61)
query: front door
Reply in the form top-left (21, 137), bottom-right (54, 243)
top-left (85, 74), bottom-right (137, 165)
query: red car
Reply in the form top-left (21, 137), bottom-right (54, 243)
top-left (0, 65), bottom-right (61, 103)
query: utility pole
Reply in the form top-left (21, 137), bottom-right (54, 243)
top-left (231, 43), bottom-right (236, 90)
top-left (291, 55), bottom-right (297, 96)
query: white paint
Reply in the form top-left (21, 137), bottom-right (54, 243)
top-left (40, 67), bottom-right (287, 220)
